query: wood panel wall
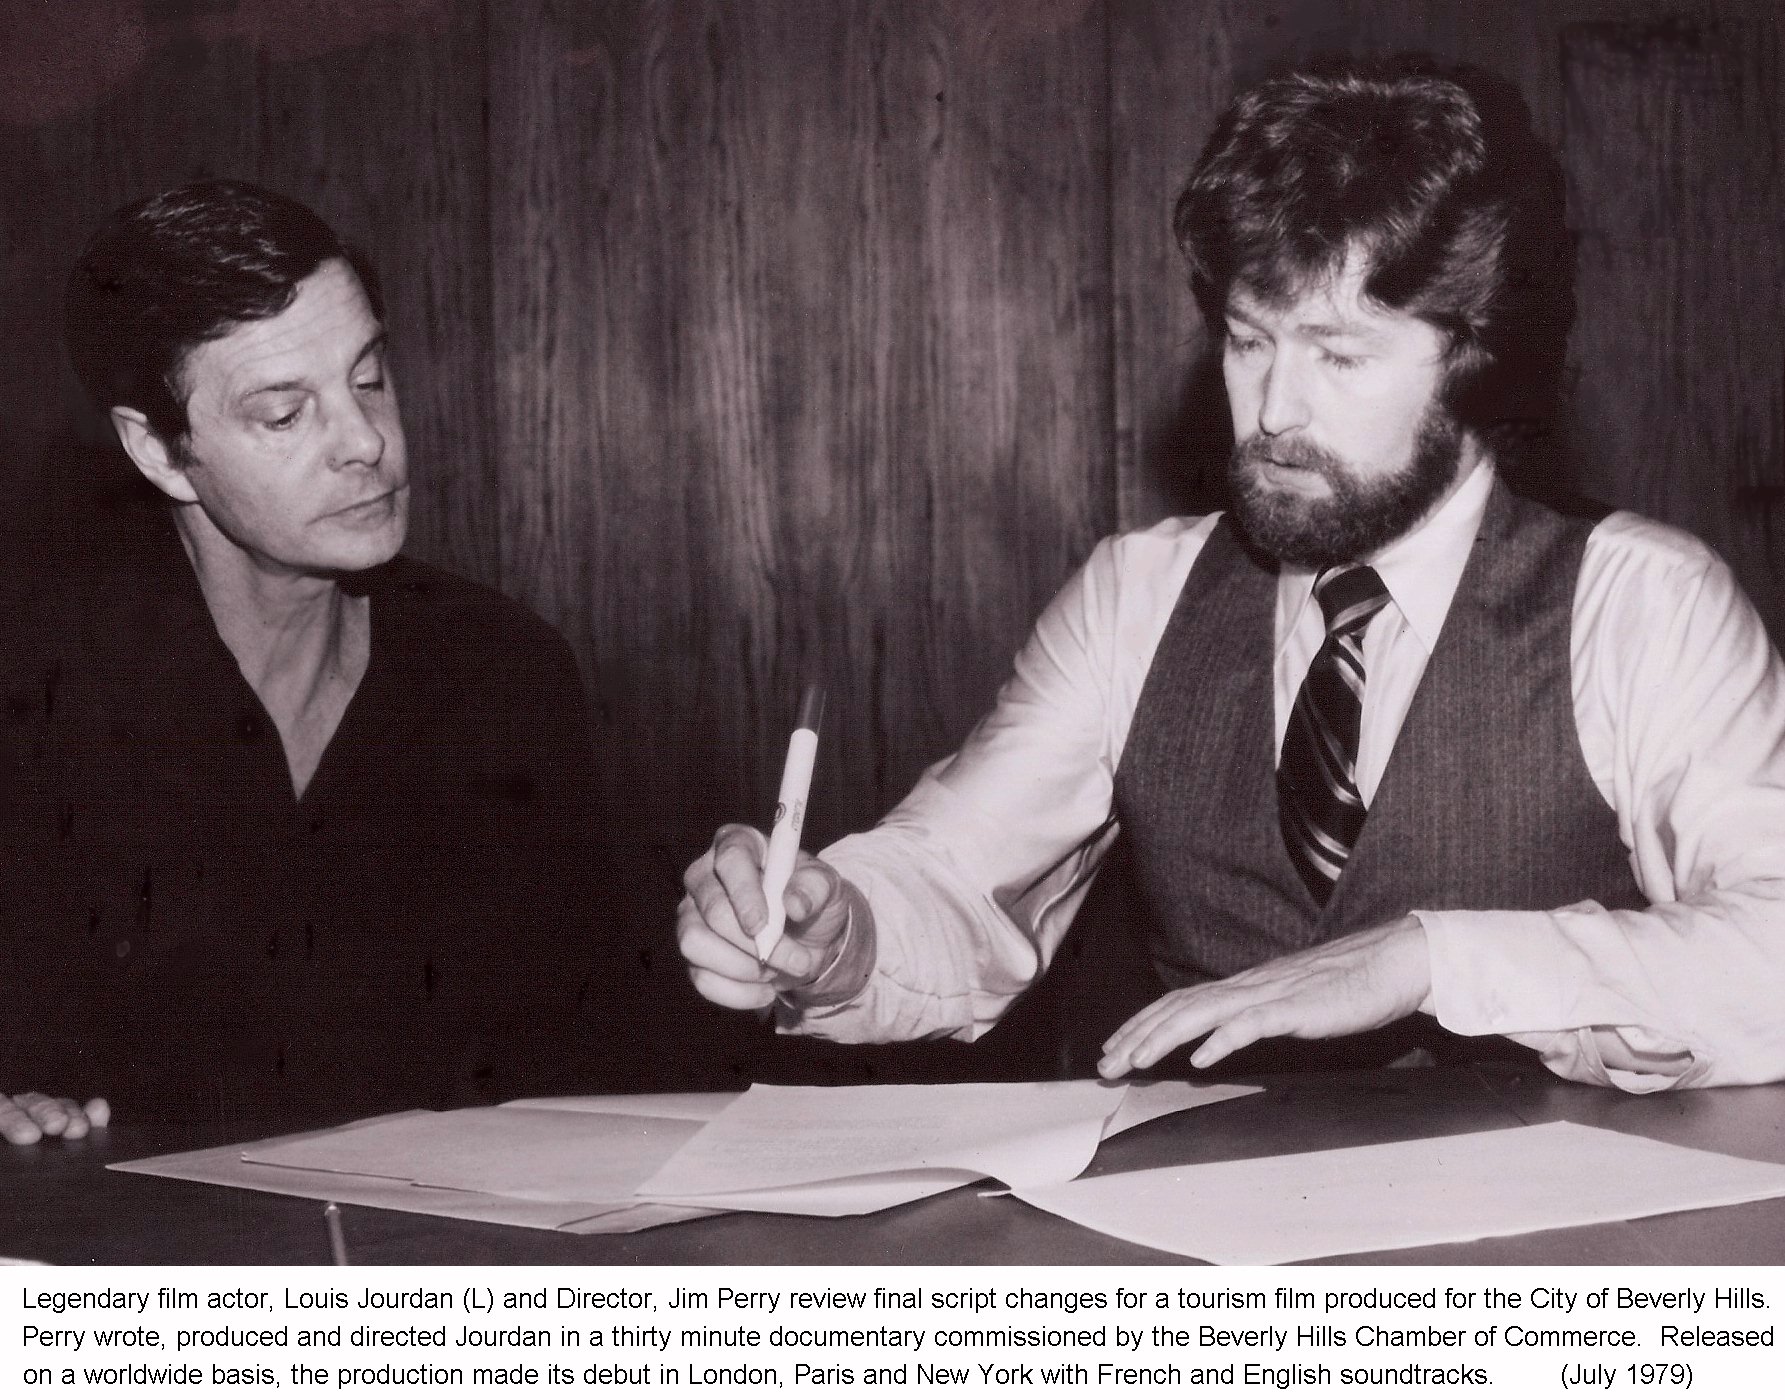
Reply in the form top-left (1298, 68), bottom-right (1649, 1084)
top-left (486, 0), bottom-right (1111, 864)
top-left (2, 0), bottom-right (1779, 1080)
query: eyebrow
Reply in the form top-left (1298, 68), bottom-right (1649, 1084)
top-left (1295, 318), bottom-right (1389, 343)
top-left (1223, 306), bottom-right (1389, 345)
top-left (238, 331), bottom-right (388, 399)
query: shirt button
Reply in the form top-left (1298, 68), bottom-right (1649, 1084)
top-left (115, 939), bottom-right (130, 959)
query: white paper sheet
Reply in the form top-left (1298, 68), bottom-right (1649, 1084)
top-left (633, 1080), bottom-right (1128, 1217)
top-left (635, 1085), bottom-right (1263, 1214)
top-left (502, 1091), bottom-right (741, 1120)
top-left (111, 1118), bottom-right (715, 1234)
top-left (111, 1080), bottom-right (1258, 1230)
top-left (244, 1106), bottom-right (707, 1204)
top-left (1102, 1080), bottom-right (1259, 1138)
top-left (646, 1168), bottom-right (992, 1217)
top-left (1012, 1120), bottom-right (1785, 1264)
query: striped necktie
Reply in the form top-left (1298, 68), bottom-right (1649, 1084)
top-left (1278, 564), bottom-right (1392, 904)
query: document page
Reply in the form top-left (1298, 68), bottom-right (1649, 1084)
top-left (1012, 1120), bottom-right (1785, 1264)
top-left (634, 1079), bottom-right (1126, 1213)
top-left (246, 1106), bottom-right (707, 1203)
top-left (112, 1115), bottom-right (714, 1233)
top-left (112, 1080), bottom-right (1258, 1228)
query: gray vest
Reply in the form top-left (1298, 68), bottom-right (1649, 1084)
top-left (1112, 480), bottom-right (1644, 989)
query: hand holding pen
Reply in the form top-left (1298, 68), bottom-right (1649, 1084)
top-left (678, 685), bottom-right (874, 1010)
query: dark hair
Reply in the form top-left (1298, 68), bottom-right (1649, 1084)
top-left (1174, 55), bottom-right (1575, 453)
top-left (65, 179), bottom-right (382, 443)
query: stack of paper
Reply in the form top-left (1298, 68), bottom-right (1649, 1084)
top-left (630, 1080), bottom-right (1254, 1215)
top-left (114, 1094), bottom-right (737, 1235)
top-left (112, 1080), bottom-right (1257, 1234)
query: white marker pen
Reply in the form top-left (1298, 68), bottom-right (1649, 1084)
top-left (755, 684), bottom-right (825, 963)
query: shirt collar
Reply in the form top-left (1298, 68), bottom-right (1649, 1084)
top-left (1275, 459), bottom-right (1497, 656)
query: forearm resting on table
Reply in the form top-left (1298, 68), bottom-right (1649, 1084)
top-left (1423, 888), bottom-right (1785, 1091)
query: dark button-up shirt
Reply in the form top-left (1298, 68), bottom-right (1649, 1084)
top-left (3, 519), bottom-right (608, 1125)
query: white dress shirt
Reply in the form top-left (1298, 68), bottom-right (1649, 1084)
top-left (805, 463), bottom-right (1785, 1091)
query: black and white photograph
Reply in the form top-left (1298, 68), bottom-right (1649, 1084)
top-left (1, 1), bottom-right (1781, 1375)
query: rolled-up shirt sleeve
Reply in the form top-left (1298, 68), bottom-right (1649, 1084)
top-left (1422, 515), bottom-right (1785, 1090)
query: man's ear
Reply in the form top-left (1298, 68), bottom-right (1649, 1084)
top-left (110, 406), bottom-right (199, 504)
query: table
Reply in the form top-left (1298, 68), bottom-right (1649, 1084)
top-left (6, 1067), bottom-right (1784, 1265)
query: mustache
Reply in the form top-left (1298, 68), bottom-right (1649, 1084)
top-left (1232, 435), bottom-right (1345, 477)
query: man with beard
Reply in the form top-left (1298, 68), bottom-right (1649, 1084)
top-left (677, 57), bottom-right (1785, 1090)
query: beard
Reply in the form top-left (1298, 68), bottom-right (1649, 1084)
top-left (1226, 402), bottom-right (1466, 569)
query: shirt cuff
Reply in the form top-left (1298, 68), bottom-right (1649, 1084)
top-left (781, 894), bottom-right (873, 1010)
top-left (1414, 906), bottom-right (1699, 1091)
top-left (1416, 907), bottom-right (1567, 1035)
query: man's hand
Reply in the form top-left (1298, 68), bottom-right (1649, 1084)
top-left (1, 1093), bottom-right (110, 1146)
top-left (1097, 916), bottom-right (1431, 1076)
top-left (678, 823), bottom-right (859, 1009)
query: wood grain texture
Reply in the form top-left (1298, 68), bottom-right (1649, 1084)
top-left (1108, 0), bottom-right (1239, 527)
top-left (0, 2), bottom-right (260, 538)
top-left (1564, 16), bottom-right (1783, 641)
top-left (490, 0), bottom-right (1112, 859)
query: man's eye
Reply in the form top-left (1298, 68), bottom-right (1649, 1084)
top-left (1226, 335), bottom-right (1265, 355)
top-left (1319, 350), bottom-right (1362, 370)
top-left (355, 377), bottom-right (386, 394)
top-left (264, 408), bottom-right (302, 430)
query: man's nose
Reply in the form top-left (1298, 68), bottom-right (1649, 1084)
top-left (328, 394), bottom-right (386, 470)
top-left (1256, 353), bottom-right (1311, 438)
